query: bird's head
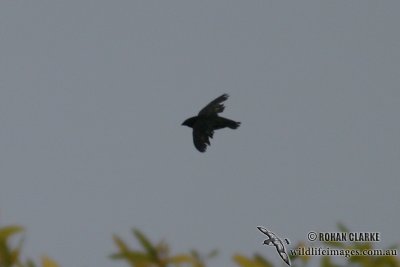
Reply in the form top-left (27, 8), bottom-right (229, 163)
top-left (181, 117), bottom-right (197, 128)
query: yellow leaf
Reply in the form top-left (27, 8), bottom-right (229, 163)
top-left (233, 254), bottom-right (265, 267)
top-left (42, 255), bottom-right (60, 267)
top-left (168, 254), bottom-right (194, 264)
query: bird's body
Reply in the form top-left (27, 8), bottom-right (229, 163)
top-left (182, 94), bottom-right (240, 152)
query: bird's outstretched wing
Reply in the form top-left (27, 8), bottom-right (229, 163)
top-left (198, 94), bottom-right (229, 116)
top-left (257, 226), bottom-right (291, 266)
top-left (192, 124), bottom-right (214, 152)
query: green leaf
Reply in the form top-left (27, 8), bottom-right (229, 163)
top-left (320, 256), bottom-right (335, 267)
top-left (112, 235), bottom-right (130, 253)
top-left (207, 249), bottom-right (219, 259)
top-left (233, 254), bottom-right (265, 267)
top-left (9, 248), bottom-right (21, 265)
top-left (132, 229), bottom-right (157, 260)
top-left (110, 251), bottom-right (150, 262)
top-left (0, 226), bottom-right (24, 240)
top-left (25, 259), bottom-right (37, 267)
top-left (253, 253), bottom-right (273, 267)
top-left (336, 222), bottom-right (350, 233)
top-left (0, 226), bottom-right (24, 267)
top-left (190, 250), bottom-right (200, 259)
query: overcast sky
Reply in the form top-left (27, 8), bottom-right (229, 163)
top-left (1, 1), bottom-right (399, 267)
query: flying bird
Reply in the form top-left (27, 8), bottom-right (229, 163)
top-left (257, 226), bottom-right (291, 266)
top-left (181, 94), bottom-right (241, 152)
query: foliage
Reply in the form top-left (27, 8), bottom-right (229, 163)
top-left (0, 225), bottom-right (60, 267)
top-left (1, 223), bottom-right (399, 267)
top-left (111, 229), bottom-right (217, 267)
top-left (112, 224), bottom-right (399, 267)
top-left (234, 223), bottom-right (399, 267)
top-left (318, 223), bottom-right (399, 267)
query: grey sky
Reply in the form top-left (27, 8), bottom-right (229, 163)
top-left (1, 1), bottom-right (399, 267)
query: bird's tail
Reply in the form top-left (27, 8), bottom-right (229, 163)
top-left (225, 119), bottom-right (241, 129)
top-left (228, 121), bottom-right (240, 129)
top-left (214, 117), bottom-right (241, 130)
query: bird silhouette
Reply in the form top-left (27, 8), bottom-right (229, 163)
top-left (182, 94), bottom-right (240, 152)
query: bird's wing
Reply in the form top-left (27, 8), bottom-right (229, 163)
top-left (198, 94), bottom-right (229, 116)
top-left (278, 249), bottom-right (291, 266)
top-left (274, 238), bottom-right (291, 266)
top-left (257, 227), bottom-right (273, 238)
top-left (192, 124), bottom-right (214, 152)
